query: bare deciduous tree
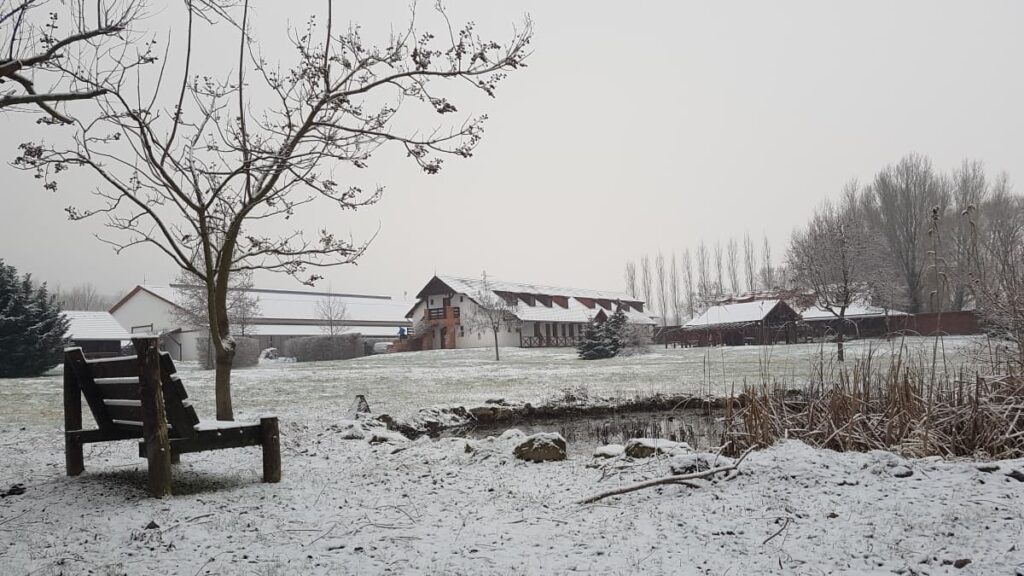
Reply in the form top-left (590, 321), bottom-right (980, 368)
top-left (466, 272), bottom-right (519, 361)
top-left (681, 248), bottom-right (695, 319)
top-left (743, 232), bottom-right (756, 293)
top-left (640, 254), bottom-right (653, 312)
top-left (54, 283), bottom-right (116, 311)
top-left (760, 234), bottom-right (775, 291)
top-left (696, 241), bottom-right (712, 308)
top-left (789, 185), bottom-right (883, 360)
top-left (171, 268), bottom-right (261, 338)
top-left (1, 0), bottom-right (145, 123)
top-left (669, 251), bottom-right (682, 326)
top-left (315, 295), bottom-right (347, 336)
top-left (726, 236), bottom-right (740, 296)
top-left (17, 2), bottom-right (531, 419)
top-left (713, 240), bottom-right (724, 297)
top-left (624, 261), bottom-right (637, 298)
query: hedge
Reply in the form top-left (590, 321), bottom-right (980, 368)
top-left (283, 333), bottom-right (363, 362)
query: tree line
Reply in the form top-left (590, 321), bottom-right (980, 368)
top-left (629, 153), bottom-right (1023, 334)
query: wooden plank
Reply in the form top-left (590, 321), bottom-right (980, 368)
top-left (86, 355), bottom-right (139, 379)
top-left (135, 337), bottom-right (172, 498)
top-left (68, 428), bottom-right (142, 443)
top-left (138, 425), bottom-right (264, 457)
top-left (94, 378), bottom-right (141, 400)
top-left (261, 416), bottom-right (281, 483)
top-left (63, 354), bottom-right (83, 476)
top-left (65, 348), bottom-right (114, 430)
top-left (103, 400), bottom-right (143, 423)
top-left (159, 354), bottom-right (199, 439)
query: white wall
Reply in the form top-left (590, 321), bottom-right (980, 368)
top-left (110, 289), bottom-right (203, 361)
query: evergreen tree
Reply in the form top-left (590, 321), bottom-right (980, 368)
top-left (576, 307), bottom-right (628, 361)
top-left (0, 260), bottom-right (69, 378)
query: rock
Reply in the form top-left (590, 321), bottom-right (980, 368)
top-left (334, 419), bottom-right (367, 440)
top-left (0, 483), bottom-right (25, 498)
top-left (891, 466), bottom-right (913, 478)
top-left (624, 438), bottom-right (691, 458)
top-left (144, 520), bottom-right (160, 530)
top-left (669, 453), bottom-right (733, 475)
top-left (485, 398), bottom-right (510, 406)
top-left (593, 444), bottom-right (625, 459)
top-left (513, 433), bottom-right (567, 462)
top-left (499, 429), bottom-right (525, 441)
top-left (376, 405), bottom-right (473, 438)
top-left (976, 464), bottom-right (1000, 473)
top-left (368, 429), bottom-right (409, 444)
top-left (469, 405), bottom-right (515, 423)
top-left (1005, 469), bottom-right (1024, 482)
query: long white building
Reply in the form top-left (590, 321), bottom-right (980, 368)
top-left (404, 275), bottom-right (655, 350)
top-left (109, 285), bottom-right (414, 361)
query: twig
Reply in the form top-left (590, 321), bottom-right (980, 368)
top-left (762, 516), bottom-right (792, 545)
top-left (576, 445), bottom-right (758, 505)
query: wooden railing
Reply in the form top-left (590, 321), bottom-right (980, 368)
top-left (522, 336), bottom-right (577, 348)
top-left (427, 307), bottom-right (460, 321)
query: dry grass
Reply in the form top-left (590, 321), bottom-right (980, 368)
top-left (725, 337), bottom-right (1024, 459)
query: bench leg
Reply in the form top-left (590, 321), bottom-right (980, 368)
top-left (170, 452), bottom-right (180, 465)
top-left (65, 434), bottom-right (84, 476)
top-left (260, 416), bottom-right (281, 483)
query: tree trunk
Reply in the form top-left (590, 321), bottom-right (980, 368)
top-left (836, 325), bottom-right (845, 362)
top-left (214, 344), bottom-right (235, 420)
top-left (208, 269), bottom-right (235, 421)
top-left (493, 330), bottom-right (500, 361)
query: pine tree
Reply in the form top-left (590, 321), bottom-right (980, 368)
top-left (0, 260), bottom-right (69, 378)
top-left (576, 320), bottom-right (604, 360)
top-left (576, 307), bottom-right (628, 361)
top-left (603, 307), bottom-right (628, 357)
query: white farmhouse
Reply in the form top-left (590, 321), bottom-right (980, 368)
top-left (404, 275), bottom-right (655, 350)
top-left (109, 285), bottom-right (413, 361)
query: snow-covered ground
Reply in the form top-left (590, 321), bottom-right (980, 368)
top-left (2, 335), bottom-right (1019, 575)
top-left (1, 424), bottom-right (1022, 575)
top-left (0, 336), bottom-right (990, 428)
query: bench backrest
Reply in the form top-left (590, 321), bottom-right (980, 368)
top-left (64, 348), bottom-right (199, 439)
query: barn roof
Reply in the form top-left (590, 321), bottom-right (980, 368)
top-left (115, 285), bottom-right (413, 326)
top-left (684, 299), bottom-right (791, 329)
top-left (413, 275), bottom-right (655, 325)
top-left (800, 302), bottom-right (909, 321)
top-left (63, 311), bottom-right (132, 341)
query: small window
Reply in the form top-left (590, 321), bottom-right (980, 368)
top-left (477, 332), bottom-right (482, 340)
top-left (459, 326), bottom-right (464, 337)
top-left (460, 295), bottom-right (464, 302)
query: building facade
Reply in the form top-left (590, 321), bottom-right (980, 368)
top-left (403, 275), bottom-right (656, 350)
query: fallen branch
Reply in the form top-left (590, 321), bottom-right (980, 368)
top-left (577, 445), bottom-right (758, 505)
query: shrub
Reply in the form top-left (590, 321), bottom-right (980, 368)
top-left (197, 335), bottom-right (260, 369)
top-left (284, 333), bottom-right (363, 362)
top-left (0, 260), bottom-right (69, 378)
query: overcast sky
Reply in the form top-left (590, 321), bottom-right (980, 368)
top-left (3, 1), bottom-right (1024, 301)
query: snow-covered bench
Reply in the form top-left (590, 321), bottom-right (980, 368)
top-left (63, 337), bottom-right (280, 496)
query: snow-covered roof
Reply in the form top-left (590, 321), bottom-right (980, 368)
top-left (244, 323), bottom-right (406, 338)
top-left (428, 275), bottom-right (640, 303)
top-left (684, 300), bottom-right (784, 329)
top-left (125, 285), bottom-right (413, 326)
top-left (63, 311), bottom-right (132, 341)
top-left (418, 275), bottom-right (655, 325)
top-left (800, 302), bottom-right (908, 321)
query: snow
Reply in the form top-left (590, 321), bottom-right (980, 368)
top-left (800, 301), bottom-right (910, 320)
top-left (62, 310), bottom-right (132, 341)
top-left (1, 425), bottom-right (1022, 575)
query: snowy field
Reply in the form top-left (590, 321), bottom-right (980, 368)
top-left (0, 336), bottom-right (992, 428)
top-left (2, 335), bottom-right (1021, 575)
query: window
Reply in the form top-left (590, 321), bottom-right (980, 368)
top-left (460, 295), bottom-right (464, 302)
top-left (443, 297), bottom-right (451, 307)
top-left (459, 326), bottom-right (464, 337)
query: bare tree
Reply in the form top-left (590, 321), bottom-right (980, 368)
top-left (713, 240), bottom-right (724, 297)
top-left (948, 160), bottom-right (988, 311)
top-left (466, 272), bottom-right (519, 361)
top-left (640, 254), bottom-right (653, 312)
top-left (760, 234), bottom-right (775, 291)
top-left (726, 237), bottom-right (740, 296)
top-left (743, 232), bottom-right (757, 293)
top-left (1, 0), bottom-right (147, 123)
top-left (315, 295), bottom-right (347, 336)
top-left (696, 241), bottom-right (712, 307)
top-left (789, 185), bottom-right (883, 360)
top-left (654, 251), bottom-right (668, 345)
top-left (624, 261), bottom-right (637, 299)
top-left (865, 153), bottom-right (950, 313)
top-left (669, 252), bottom-right (682, 326)
top-left (54, 283), bottom-right (116, 311)
top-left (171, 268), bottom-right (261, 338)
top-left (17, 2), bottom-right (532, 419)
top-left (681, 248), bottom-right (695, 319)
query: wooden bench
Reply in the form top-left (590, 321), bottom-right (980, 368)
top-left (63, 336), bottom-right (281, 497)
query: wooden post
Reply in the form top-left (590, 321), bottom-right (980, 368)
top-left (260, 416), bottom-right (281, 483)
top-left (135, 337), bottom-right (172, 497)
top-left (63, 353), bottom-right (84, 476)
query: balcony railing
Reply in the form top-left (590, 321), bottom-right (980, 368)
top-left (427, 307), bottom-right (460, 321)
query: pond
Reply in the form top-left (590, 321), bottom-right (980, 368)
top-left (446, 409), bottom-right (727, 456)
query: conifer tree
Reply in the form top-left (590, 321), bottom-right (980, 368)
top-left (576, 321), bottom-right (604, 360)
top-left (0, 260), bottom-right (69, 378)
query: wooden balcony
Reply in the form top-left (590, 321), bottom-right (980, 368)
top-left (425, 306), bottom-right (460, 324)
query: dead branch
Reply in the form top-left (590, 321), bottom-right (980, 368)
top-left (576, 446), bottom-right (758, 505)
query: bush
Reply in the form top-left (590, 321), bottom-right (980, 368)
top-left (197, 335), bottom-right (260, 370)
top-left (0, 260), bottom-right (68, 377)
top-left (284, 333), bottom-right (363, 362)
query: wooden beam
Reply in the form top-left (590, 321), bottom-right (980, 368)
top-left (63, 354), bottom-right (83, 476)
top-left (261, 416), bottom-right (281, 483)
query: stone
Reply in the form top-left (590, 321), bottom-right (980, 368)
top-left (891, 466), bottom-right (913, 478)
top-left (513, 433), bottom-right (567, 462)
top-left (1006, 469), bottom-right (1024, 482)
top-left (976, 464), bottom-right (1000, 473)
top-left (668, 453), bottom-right (733, 475)
top-left (624, 438), bottom-right (691, 459)
top-left (499, 428), bottom-right (525, 441)
top-left (593, 444), bottom-right (625, 459)
top-left (469, 405), bottom-right (515, 423)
